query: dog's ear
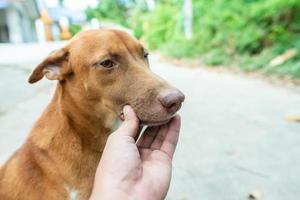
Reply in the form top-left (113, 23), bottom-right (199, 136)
top-left (28, 48), bottom-right (72, 84)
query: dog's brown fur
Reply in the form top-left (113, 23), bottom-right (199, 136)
top-left (0, 28), bottom-right (183, 200)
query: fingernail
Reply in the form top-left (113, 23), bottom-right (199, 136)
top-left (123, 105), bottom-right (130, 117)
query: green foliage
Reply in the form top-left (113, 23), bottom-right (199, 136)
top-left (86, 0), bottom-right (134, 26)
top-left (69, 24), bottom-right (82, 36)
top-left (143, 5), bottom-right (181, 49)
top-left (85, 0), bottom-right (300, 78)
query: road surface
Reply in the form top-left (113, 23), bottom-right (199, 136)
top-left (0, 43), bottom-right (300, 200)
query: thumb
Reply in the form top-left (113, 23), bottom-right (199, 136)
top-left (117, 105), bottom-right (139, 137)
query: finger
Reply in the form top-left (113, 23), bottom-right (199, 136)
top-left (116, 105), bottom-right (139, 137)
top-left (137, 126), bottom-right (159, 148)
top-left (150, 124), bottom-right (169, 150)
top-left (160, 115), bottom-right (181, 159)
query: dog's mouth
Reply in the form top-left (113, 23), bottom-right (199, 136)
top-left (117, 95), bottom-right (183, 127)
top-left (118, 111), bottom-right (174, 127)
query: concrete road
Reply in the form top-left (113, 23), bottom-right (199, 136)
top-left (0, 43), bottom-right (300, 200)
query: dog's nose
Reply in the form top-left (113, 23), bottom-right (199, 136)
top-left (158, 90), bottom-right (185, 112)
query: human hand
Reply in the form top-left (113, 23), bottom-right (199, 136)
top-left (89, 105), bottom-right (181, 200)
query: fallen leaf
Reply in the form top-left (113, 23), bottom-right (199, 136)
top-left (285, 114), bottom-right (300, 122)
top-left (269, 49), bottom-right (298, 67)
top-left (248, 189), bottom-right (263, 200)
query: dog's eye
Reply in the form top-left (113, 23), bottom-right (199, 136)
top-left (144, 52), bottom-right (149, 59)
top-left (99, 59), bottom-right (115, 68)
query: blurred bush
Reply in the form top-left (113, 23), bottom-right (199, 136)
top-left (86, 0), bottom-right (132, 27)
top-left (69, 24), bottom-right (82, 36)
top-left (86, 0), bottom-right (300, 78)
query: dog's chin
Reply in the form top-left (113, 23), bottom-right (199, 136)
top-left (140, 118), bottom-right (172, 127)
top-left (117, 112), bottom-right (174, 127)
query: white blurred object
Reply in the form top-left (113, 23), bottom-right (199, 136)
top-left (145, 0), bottom-right (155, 10)
top-left (35, 19), bottom-right (47, 43)
top-left (59, 16), bottom-right (69, 28)
top-left (45, 0), bottom-right (98, 10)
top-left (183, 0), bottom-right (192, 40)
top-left (64, 0), bottom-right (98, 10)
top-left (91, 18), bottom-right (100, 29)
top-left (6, 6), bottom-right (22, 43)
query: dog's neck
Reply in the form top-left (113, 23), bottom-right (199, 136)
top-left (56, 82), bottom-right (113, 135)
top-left (26, 81), bottom-right (116, 189)
top-left (28, 81), bottom-right (115, 163)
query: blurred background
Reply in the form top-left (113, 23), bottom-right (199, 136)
top-left (0, 0), bottom-right (300, 199)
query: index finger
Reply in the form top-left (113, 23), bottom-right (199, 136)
top-left (116, 105), bottom-right (140, 137)
top-left (160, 115), bottom-right (181, 159)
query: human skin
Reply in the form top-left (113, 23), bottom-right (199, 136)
top-left (89, 105), bottom-right (181, 200)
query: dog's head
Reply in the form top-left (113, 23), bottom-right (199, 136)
top-left (29, 28), bottom-right (184, 126)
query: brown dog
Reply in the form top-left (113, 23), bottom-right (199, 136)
top-left (0, 28), bottom-right (184, 200)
